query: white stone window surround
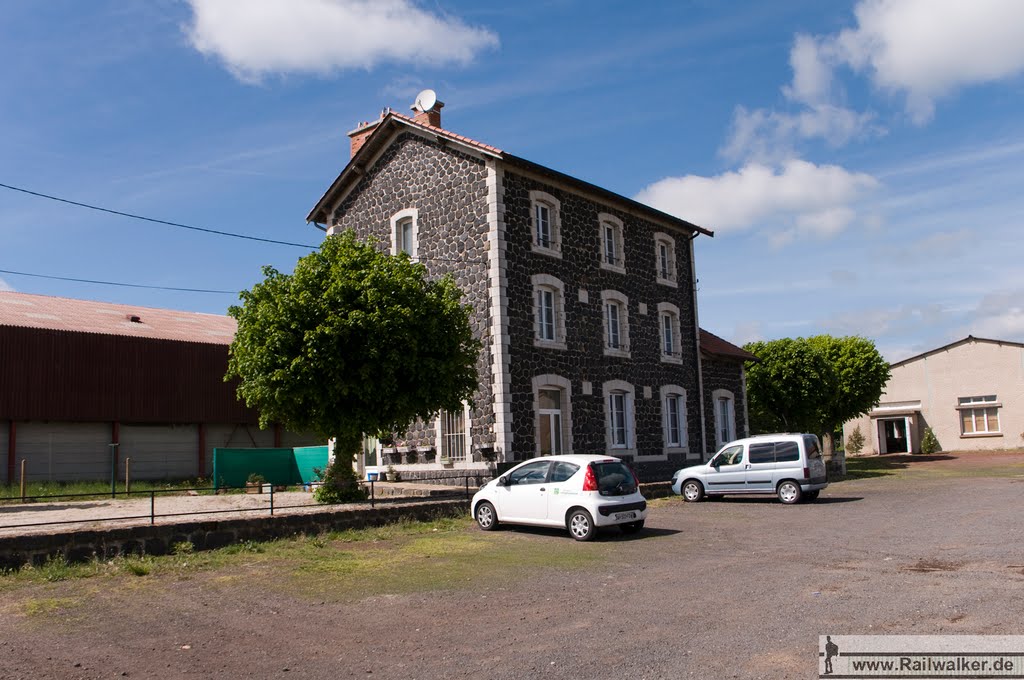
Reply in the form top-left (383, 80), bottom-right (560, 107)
top-left (435, 401), bottom-right (472, 462)
top-left (713, 388), bottom-right (736, 449)
top-left (657, 302), bottom-right (683, 364)
top-left (390, 208), bottom-right (419, 259)
top-left (529, 190), bottom-right (562, 258)
top-left (600, 290), bottom-right (631, 358)
top-left (598, 213), bottom-right (626, 274)
top-left (603, 379), bottom-right (637, 455)
top-left (531, 273), bottom-right (567, 350)
top-left (654, 232), bottom-right (678, 287)
top-left (660, 384), bottom-right (689, 455)
top-left (531, 374), bottom-right (574, 457)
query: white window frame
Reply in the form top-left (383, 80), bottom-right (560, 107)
top-left (531, 274), bottom-right (567, 350)
top-left (532, 374), bottom-right (574, 457)
top-left (435, 402), bottom-right (471, 463)
top-left (598, 213), bottom-right (626, 274)
top-left (529, 190), bottom-right (562, 258)
top-left (657, 301), bottom-right (682, 364)
top-left (957, 395), bottom-right (1001, 436)
top-left (390, 208), bottom-right (419, 259)
top-left (713, 389), bottom-right (736, 448)
top-left (602, 380), bottom-right (636, 455)
top-left (653, 232), bottom-right (677, 287)
top-left (660, 385), bottom-right (688, 455)
top-left (600, 290), bottom-right (630, 358)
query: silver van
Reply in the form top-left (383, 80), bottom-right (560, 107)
top-left (670, 433), bottom-right (828, 504)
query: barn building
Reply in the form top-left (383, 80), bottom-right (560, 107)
top-left (0, 291), bottom-right (318, 483)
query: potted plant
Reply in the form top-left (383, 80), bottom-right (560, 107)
top-left (245, 473), bottom-right (266, 494)
top-left (386, 465), bottom-right (401, 482)
top-left (404, 449), bottom-right (419, 464)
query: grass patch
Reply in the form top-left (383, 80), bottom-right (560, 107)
top-left (0, 478), bottom-right (215, 502)
top-left (21, 597), bottom-right (79, 617)
top-left (842, 453), bottom-right (1024, 481)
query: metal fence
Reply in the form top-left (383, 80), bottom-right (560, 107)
top-left (0, 473), bottom-right (491, 532)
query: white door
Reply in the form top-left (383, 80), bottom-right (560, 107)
top-left (495, 461), bottom-right (551, 522)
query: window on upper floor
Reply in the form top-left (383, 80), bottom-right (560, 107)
top-left (598, 213), bottom-right (625, 273)
top-left (657, 302), bottom-right (682, 364)
top-left (600, 290), bottom-right (630, 358)
top-left (530, 191), bottom-right (561, 258)
top-left (390, 209), bottom-right (418, 258)
top-left (958, 395), bottom-right (1001, 435)
top-left (654, 232), bottom-right (677, 286)
top-left (531, 274), bottom-right (566, 349)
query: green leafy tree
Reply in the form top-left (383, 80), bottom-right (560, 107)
top-left (226, 229), bottom-right (481, 502)
top-left (743, 336), bottom-right (890, 456)
top-left (742, 337), bottom-right (836, 435)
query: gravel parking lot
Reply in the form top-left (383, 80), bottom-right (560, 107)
top-left (2, 452), bottom-right (1023, 679)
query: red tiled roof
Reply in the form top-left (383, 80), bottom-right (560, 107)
top-left (700, 328), bottom-right (758, 362)
top-left (388, 111), bottom-right (504, 156)
top-left (0, 291), bottom-right (237, 345)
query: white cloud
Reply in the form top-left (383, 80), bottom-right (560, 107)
top-left (963, 290), bottom-right (1024, 340)
top-left (185, 0), bottom-right (498, 83)
top-left (722, 104), bottom-right (878, 163)
top-left (811, 0), bottom-right (1024, 123)
top-left (823, 303), bottom-right (947, 337)
top-left (636, 159), bottom-right (878, 239)
top-left (0, 277), bottom-right (14, 292)
top-left (783, 34), bottom-right (835, 106)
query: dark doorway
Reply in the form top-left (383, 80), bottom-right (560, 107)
top-left (882, 419), bottom-right (909, 454)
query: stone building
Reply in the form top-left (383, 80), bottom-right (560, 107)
top-left (306, 98), bottom-right (754, 479)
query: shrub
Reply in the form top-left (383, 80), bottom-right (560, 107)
top-left (846, 426), bottom-right (865, 456)
top-left (313, 459), bottom-right (368, 504)
top-left (920, 427), bottom-right (941, 454)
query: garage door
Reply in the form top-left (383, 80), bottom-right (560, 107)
top-left (16, 422), bottom-right (112, 482)
top-left (119, 424), bottom-right (198, 480)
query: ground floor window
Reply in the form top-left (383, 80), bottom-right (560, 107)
top-left (958, 395), bottom-right (1000, 434)
top-left (538, 388), bottom-right (564, 455)
top-left (712, 389), bottom-right (736, 448)
top-left (440, 409), bottom-right (467, 462)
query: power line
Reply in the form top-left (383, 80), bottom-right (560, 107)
top-left (0, 182), bottom-right (319, 250)
top-left (0, 268), bottom-right (238, 295)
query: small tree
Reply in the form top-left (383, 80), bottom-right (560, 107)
top-left (920, 427), bottom-right (940, 454)
top-left (227, 230), bottom-right (481, 502)
top-left (846, 425), bottom-right (865, 456)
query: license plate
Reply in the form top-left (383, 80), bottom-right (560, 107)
top-left (614, 511), bottom-right (636, 521)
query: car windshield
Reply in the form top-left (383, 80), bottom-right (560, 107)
top-left (591, 461), bottom-right (636, 496)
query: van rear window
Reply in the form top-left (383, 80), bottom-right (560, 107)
top-left (803, 435), bottom-right (822, 459)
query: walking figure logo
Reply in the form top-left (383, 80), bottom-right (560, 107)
top-left (823, 636), bottom-right (839, 674)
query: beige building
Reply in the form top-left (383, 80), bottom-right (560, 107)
top-left (844, 336), bottom-right (1024, 455)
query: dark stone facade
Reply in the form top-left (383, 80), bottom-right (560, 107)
top-left (501, 170), bottom-right (701, 467)
top-left (328, 133), bottom-right (495, 459)
top-left (700, 355), bottom-right (749, 450)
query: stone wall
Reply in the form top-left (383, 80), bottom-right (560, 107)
top-left (329, 132), bottom-right (494, 459)
top-left (501, 169), bottom-right (701, 465)
top-left (0, 500), bottom-right (468, 570)
top-left (701, 355), bottom-right (749, 454)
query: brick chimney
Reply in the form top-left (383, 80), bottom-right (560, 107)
top-left (347, 108), bottom-right (391, 158)
top-left (412, 99), bottom-right (444, 128)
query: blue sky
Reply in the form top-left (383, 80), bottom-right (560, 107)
top-left (2, 0), bottom-right (1023, 361)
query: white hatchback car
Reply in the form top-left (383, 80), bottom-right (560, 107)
top-left (471, 454), bottom-right (648, 541)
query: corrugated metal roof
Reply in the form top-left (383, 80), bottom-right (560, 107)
top-left (0, 291), bottom-right (236, 345)
top-left (700, 328), bottom-right (758, 362)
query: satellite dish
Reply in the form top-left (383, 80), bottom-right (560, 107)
top-left (413, 89), bottom-right (437, 112)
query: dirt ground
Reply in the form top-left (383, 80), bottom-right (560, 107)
top-left (2, 451), bottom-right (1023, 679)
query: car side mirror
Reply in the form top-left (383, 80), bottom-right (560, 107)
top-left (499, 476), bottom-right (510, 487)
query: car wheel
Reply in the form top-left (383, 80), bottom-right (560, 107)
top-left (475, 501), bottom-right (499, 531)
top-left (567, 509), bottom-right (597, 541)
top-left (804, 489), bottom-right (820, 502)
top-left (777, 480), bottom-right (802, 504)
top-left (620, 520), bottom-right (645, 534)
top-left (682, 479), bottom-right (705, 502)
